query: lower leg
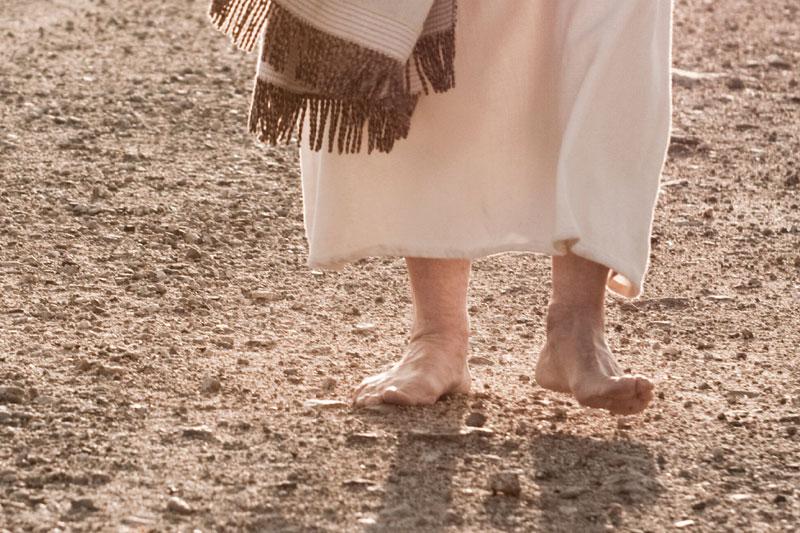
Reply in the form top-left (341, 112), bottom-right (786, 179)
top-left (352, 258), bottom-right (472, 406)
top-left (535, 252), bottom-right (655, 415)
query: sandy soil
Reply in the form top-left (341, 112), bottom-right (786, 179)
top-left (1, 0), bottom-right (799, 531)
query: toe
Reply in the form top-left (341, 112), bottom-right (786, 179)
top-left (382, 385), bottom-right (440, 406)
top-left (381, 386), bottom-right (418, 406)
top-left (576, 375), bottom-right (654, 414)
top-left (353, 390), bottom-right (383, 407)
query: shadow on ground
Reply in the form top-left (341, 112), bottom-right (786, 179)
top-left (353, 396), bottom-right (472, 532)
top-left (529, 432), bottom-right (664, 532)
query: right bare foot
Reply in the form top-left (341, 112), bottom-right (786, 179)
top-left (534, 303), bottom-right (655, 415)
top-left (351, 332), bottom-right (471, 407)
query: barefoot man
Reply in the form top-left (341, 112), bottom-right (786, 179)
top-left (210, 0), bottom-right (672, 415)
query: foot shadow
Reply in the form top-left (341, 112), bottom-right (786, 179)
top-left (352, 396), bottom-right (475, 532)
top-left (529, 432), bottom-right (664, 533)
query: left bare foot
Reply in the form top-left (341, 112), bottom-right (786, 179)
top-left (535, 303), bottom-right (654, 415)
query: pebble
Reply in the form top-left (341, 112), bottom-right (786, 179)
top-left (346, 432), bottom-right (380, 445)
top-left (468, 356), bottom-right (493, 366)
top-left (488, 471), bottom-right (522, 497)
top-left (617, 417), bottom-right (633, 430)
top-left (607, 503), bottom-right (625, 526)
top-left (766, 54), bottom-right (792, 70)
top-left (70, 498), bottom-right (98, 513)
top-left (559, 485), bottom-right (588, 499)
top-left (184, 246), bottom-right (202, 261)
top-left (213, 336), bottom-right (234, 349)
top-left (662, 346), bottom-right (680, 358)
top-left (245, 337), bottom-right (276, 349)
top-left (166, 496), bottom-right (193, 515)
top-left (726, 77), bottom-right (745, 90)
top-left (671, 68), bottom-right (724, 88)
top-left (303, 399), bottom-right (347, 409)
top-left (181, 425), bottom-right (217, 442)
top-left (200, 377), bottom-right (221, 395)
top-left (353, 322), bottom-right (376, 334)
top-left (94, 363), bottom-right (126, 379)
top-left (320, 377), bottom-right (337, 391)
top-left (0, 386), bottom-right (25, 404)
top-left (674, 519), bottom-right (695, 528)
top-left (465, 411), bottom-right (487, 428)
top-left (249, 290), bottom-right (282, 302)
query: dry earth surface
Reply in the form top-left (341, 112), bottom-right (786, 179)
top-left (1, 0), bottom-right (799, 531)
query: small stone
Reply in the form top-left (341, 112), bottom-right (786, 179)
top-left (95, 363), bottom-right (125, 379)
top-left (489, 471), bottom-right (521, 497)
top-left (468, 356), bottom-right (493, 366)
top-left (184, 246), bottom-right (202, 261)
top-left (726, 77), bottom-right (745, 90)
top-left (741, 328), bottom-right (754, 340)
top-left (0, 386), bottom-right (25, 404)
top-left (607, 503), bottom-right (625, 526)
top-left (303, 399), bottom-right (347, 409)
top-left (674, 519), bottom-right (695, 528)
top-left (465, 411), bottom-right (487, 428)
top-left (353, 322), bottom-right (376, 334)
top-left (181, 425), bottom-right (217, 442)
top-left (236, 357), bottom-right (249, 366)
top-left (70, 498), bottom-right (98, 513)
top-left (200, 377), bottom-right (221, 395)
top-left (672, 68), bottom-right (724, 88)
top-left (249, 290), bottom-right (282, 302)
top-left (346, 432), bottom-right (380, 445)
top-left (320, 377), bottom-right (337, 391)
top-left (154, 283), bottom-right (167, 295)
top-left (617, 417), bottom-right (633, 430)
top-left (166, 496), bottom-right (193, 515)
top-left (342, 478), bottom-right (376, 489)
top-left (213, 336), bottom-right (234, 349)
top-left (559, 485), bottom-right (588, 499)
top-left (245, 337), bottom-right (276, 349)
top-left (766, 54), bottom-right (792, 70)
top-left (663, 346), bottom-right (680, 358)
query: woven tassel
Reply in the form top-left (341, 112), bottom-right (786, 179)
top-left (249, 78), bottom-right (418, 154)
top-left (208, 0), bottom-right (270, 52)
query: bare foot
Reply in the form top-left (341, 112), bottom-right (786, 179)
top-left (352, 332), bottom-right (471, 407)
top-left (535, 303), bottom-right (654, 415)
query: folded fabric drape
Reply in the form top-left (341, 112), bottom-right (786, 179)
top-left (208, 0), bottom-right (458, 153)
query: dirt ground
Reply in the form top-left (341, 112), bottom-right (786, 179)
top-left (0, 0), bottom-right (798, 531)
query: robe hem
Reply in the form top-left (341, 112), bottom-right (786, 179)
top-left (306, 239), bottom-right (645, 299)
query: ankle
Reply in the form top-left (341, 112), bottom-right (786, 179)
top-left (545, 301), bottom-right (604, 335)
top-left (410, 319), bottom-right (469, 345)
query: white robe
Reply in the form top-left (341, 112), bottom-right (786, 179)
top-left (296, 0), bottom-right (673, 297)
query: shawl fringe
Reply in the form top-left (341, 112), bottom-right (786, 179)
top-left (249, 78), bottom-right (420, 154)
top-left (210, 0), bottom-right (457, 153)
top-left (208, 0), bottom-right (271, 52)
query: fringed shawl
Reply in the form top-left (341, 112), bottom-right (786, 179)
top-left (208, 0), bottom-right (457, 154)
